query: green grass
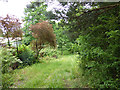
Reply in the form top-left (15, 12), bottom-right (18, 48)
top-left (11, 55), bottom-right (81, 88)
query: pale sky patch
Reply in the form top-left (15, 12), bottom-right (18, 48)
top-left (0, 0), bottom-right (61, 26)
top-left (0, 0), bottom-right (59, 21)
top-left (0, 0), bottom-right (31, 19)
top-left (46, 0), bottom-right (61, 11)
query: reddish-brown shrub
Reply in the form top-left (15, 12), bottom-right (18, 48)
top-left (30, 20), bottom-right (56, 48)
top-left (30, 20), bottom-right (56, 58)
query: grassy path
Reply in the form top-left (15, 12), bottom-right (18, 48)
top-left (11, 55), bottom-right (81, 88)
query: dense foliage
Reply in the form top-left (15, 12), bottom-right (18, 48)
top-left (77, 12), bottom-right (120, 88)
top-left (0, 48), bottom-right (22, 74)
top-left (0, 1), bottom-right (120, 88)
top-left (55, 2), bottom-right (120, 88)
top-left (17, 44), bottom-right (36, 66)
top-left (54, 23), bottom-right (73, 54)
top-left (0, 48), bottom-right (22, 88)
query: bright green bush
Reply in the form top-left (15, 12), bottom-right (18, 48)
top-left (54, 24), bottom-right (74, 55)
top-left (17, 44), bottom-right (36, 66)
top-left (40, 46), bottom-right (61, 58)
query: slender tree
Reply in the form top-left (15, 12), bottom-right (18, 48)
top-left (0, 14), bottom-right (22, 49)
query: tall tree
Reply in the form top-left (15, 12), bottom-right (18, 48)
top-left (22, 1), bottom-right (48, 45)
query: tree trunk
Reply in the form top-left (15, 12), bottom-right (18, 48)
top-left (16, 39), bottom-right (19, 55)
top-left (7, 35), bottom-right (10, 47)
top-left (35, 40), bottom-right (39, 59)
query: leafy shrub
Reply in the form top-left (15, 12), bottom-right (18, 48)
top-left (76, 34), bottom-right (120, 88)
top-left (22, 35), bottom-right (33, 46)
top-left (54, 25), bottom-right (74, 55)
top-left (0, 47), bottom-right (22, 88)
top-left (2, 73), bottom-right (14, 88)
top-left (0, 47), bottom-right (22, 74)
top-left (17, 44), bottom-right (36, 66)
top-left (76, 12), bottom-right (120, 88)
top-left (39, 46), bottom-right (61, 58)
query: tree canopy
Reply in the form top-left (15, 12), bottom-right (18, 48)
top-left (0, 14), bottom-right (22, 47)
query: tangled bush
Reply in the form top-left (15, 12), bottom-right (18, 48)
top-left (39, 46), bottom-right (61, 58)
top-left (0, 47), bottom-right (22, 88)
top-left (17, 44), bottom-right (36, 66)
top-left (76, 13), bottom-right (120, 88)
top-left (0, 47), bottom-right (22, 74)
